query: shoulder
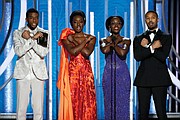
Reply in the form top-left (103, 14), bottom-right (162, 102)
top-left (37, 26), bottom-right (49, 34)
top-left (122, 36), bottom-right (131, 43)
top-left (137, 32), bottom-right (145, 37)
top-left (122, 37), bottom-right (131, 41)
top-left (133, 33), bottom-right (144, 41)
top-left (13, 27), bottom-right (25, 36)
top-left (85, 34), bottom-right (96, 42)
top-left (157, 29), bottom-right (171, 36)
top-left (85, 33), bottom-right (95, 38)
top-left (14, 26), bottom-right (26, 33)
top-left (162, 32), bottom-right (171, 37)
top-left (157, 30), bottom-right (172, 42)
top-left (13, 29), bottom-right (19, 34)
top-left (67, 34), bottom-right (74, 41)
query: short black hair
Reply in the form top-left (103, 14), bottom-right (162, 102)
top-left (70, 10), bottom-right (86, 27)
top-left (105, 16), bottom-right (124, 31)
top-left (26, 8), bottom-right (39, 18)
top-left (145, 10), bottom-right (158, 18)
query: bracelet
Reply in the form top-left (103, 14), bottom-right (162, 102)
top-left (123, 43), bottom-right (127, 49)
top-left (117, 43), bottom-right (127, 49)
top-left (144, 44), bottom-right (150, 48)
top-left (101, 42), bottom-right (106, 47)
top-left (117, 43), bottom-right (123, 48)
top-left (30, 33), bottom-right (34, 37)
top-left (30, 33), bottom-right (35, 39)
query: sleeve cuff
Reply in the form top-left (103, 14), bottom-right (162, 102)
top-left (150, 45), bottom-right (155, 53)
top-left (144, 44), bottom-right (150, 48)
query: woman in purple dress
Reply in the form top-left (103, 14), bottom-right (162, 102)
top-left (100, 16), bottom-right (131, 120)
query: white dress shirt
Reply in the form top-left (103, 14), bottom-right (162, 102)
top-left (149, 28), bottom-right (158, 53)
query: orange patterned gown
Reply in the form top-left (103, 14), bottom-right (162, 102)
top-left (57, 28), bottom-right (97, 120)
top-left (69, 53), bottom-right (97, 120)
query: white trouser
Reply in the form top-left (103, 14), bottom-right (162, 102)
top-left (16, 68), bottom-right (45, 120)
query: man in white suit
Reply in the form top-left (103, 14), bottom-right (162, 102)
top-left (13, 8), bottom-right (49, 120)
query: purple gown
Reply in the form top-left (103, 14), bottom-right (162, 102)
top-left (102, 50), bottom-right (131, 120)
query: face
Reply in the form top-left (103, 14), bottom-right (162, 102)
top-left (26, 12), bottom-right (39, 30)
top-left (109, 17), bottom-right (122, 34)
top-left (71, 15), bottom-right (84, 33)
top-left (145, 12), bottom-right (159, 30)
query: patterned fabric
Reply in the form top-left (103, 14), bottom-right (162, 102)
top-left (69, 54), bottom-right (97, 120)
top-left (57, 28), bottom-right (97, 120)
top-left (102, 50), bottom-right (131, 120)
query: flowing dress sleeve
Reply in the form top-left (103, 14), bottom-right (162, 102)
top-left (57, 28), bottom-right (75, 120)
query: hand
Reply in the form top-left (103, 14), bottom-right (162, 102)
top-left (107, 37), bottom-right (115, 47)
top-left (106, 36), bottom-right (112, 43)
top-left (33, 32), bottom-right (43, 40)
top-left (22, 30), bottom-right (31, 40)
top-left (67, 35), bottom-right (74, 42)
top-left (114, 36), bottom-right (123, 45)
top-left (67, 35), bottom-right (79, 46)
top-left (85, 35), bottom-right (94, 43)
top-left (152, 40), bottom-right (162, 49)
top-left (141, 38), bottom-right (149, 47)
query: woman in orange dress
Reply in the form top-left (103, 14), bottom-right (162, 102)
top-left (57, 10), bottom-right (97, 120)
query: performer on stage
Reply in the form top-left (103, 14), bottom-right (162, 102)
top-left (13, 8), bottom-right (49, 120)
top-left (100, 16), bottom-right (131, 120)
top-left (133, 10), bottom-right (172, 120)
top-left (57, 10), bottom-right (97, 120)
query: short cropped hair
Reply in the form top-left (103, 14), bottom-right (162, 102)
top-left (26, 8), bottom-right (39, 18)
top-left (105, 16), bottom-right (124, 31)
top-left (145, 10), bottom-right (158, 18)
top-left (70, 10), bottom-right (86, 27)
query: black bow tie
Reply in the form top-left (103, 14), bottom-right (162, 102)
top-left (147, 30), bottom-right (156, 35)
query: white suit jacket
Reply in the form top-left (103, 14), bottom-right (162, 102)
top-left (13, 26), bottom-right (49, 80)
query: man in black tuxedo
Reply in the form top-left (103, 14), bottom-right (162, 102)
top-left (133, 10), bottom-right (172, 120)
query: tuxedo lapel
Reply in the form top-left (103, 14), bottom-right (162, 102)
top-left (143, 31), bottom-right (152, 43)
top-left (152, 29), bottom-right (162, 43)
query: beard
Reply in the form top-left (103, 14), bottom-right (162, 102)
top-left (27, 24), bottom-right (37, 30)
top-left (148, 25), bottom-right (158, 30)
top-left (147, 22), bottom-right (158, 30)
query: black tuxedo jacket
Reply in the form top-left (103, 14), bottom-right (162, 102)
top-left (133, 29), bottom-right (172, 87)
